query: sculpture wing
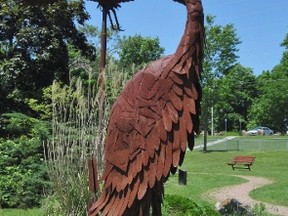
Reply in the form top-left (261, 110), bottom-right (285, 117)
top-left (88, 0), bottom-right (135, 9)
top-left (89, 53), bottom-right (201, 216)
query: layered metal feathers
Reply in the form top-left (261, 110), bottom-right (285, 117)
top-left (89, 0), bottom-right (204, 215)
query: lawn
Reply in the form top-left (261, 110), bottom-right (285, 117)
top-left (0, 208), bottom-right (42, 216)
top-left (165, 136), bottom-right (288, 208)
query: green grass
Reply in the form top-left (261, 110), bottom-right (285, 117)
top-left (165, 147), bottom-right (288, 208)
top-left (0, 208), bottom-right (42, 216)
top-left (2, 136), bottom-right (288, 214)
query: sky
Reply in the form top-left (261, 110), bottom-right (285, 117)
top-left (85, 0), bottom-right (288, 76)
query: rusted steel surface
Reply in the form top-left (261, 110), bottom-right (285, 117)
top-left (89, 0), bottom-right (204, 215)
top-left (90, 0), bottom-right (134, 10)
top-left (88, 157), bottom-right (99, 194)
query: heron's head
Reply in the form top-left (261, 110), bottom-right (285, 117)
top-left (173, 0), bottom-right (185, 5)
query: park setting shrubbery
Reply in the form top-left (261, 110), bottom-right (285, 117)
top-left (163, 194), bottom-right (219, 216)
top-left (0, 113), bottom-right (50, 208)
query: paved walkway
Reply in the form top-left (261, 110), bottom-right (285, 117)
top-left (194, 136), bottom-right (238, 150)
top-left (207, 175), bottom-right (288, 216)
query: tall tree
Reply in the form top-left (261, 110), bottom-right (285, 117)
top-left (117, 35), bottom-right (165, 73)
top-left (201, 15), bottom-right (241, 135)
top-left (248, 34), bottom-right (288, 132)
top-left (204, 15), bottom-right (241, 77)
top-left (0, 0), bottom-right (95, 114)
top-left (215, 64), bottom-right (257, 132)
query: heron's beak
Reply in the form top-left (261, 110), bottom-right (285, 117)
top-left (173, 0), bottom-right (185, 5)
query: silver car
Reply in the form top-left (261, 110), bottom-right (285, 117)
top-left (247, 126), bottom-right (274, 136)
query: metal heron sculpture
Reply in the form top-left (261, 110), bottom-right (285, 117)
top-left (89, 0), bottom-right (204, 215)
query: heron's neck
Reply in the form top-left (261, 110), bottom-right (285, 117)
top-left (171, 0), bottom-right (204, 76)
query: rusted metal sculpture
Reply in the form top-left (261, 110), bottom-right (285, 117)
top-left (88, 156), bottom-right (99, 199)
top-left (89, 0), bottom-right (204, 215)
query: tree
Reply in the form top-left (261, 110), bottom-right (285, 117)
top-left (248, 35), bottom-right (288, 132)
top-left (215, 64), bottom-right (257, 132)
top-left (117, 35), bottom-right (165, 72)
top-left (201, 15), bottom-right (241, 136)
top-left (0, 0), bottom-right (95, 115)
top-left (204, 15), bottom-right (241, 77)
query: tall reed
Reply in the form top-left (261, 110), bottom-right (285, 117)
top-left (43, 60), bottom-right (130, 215)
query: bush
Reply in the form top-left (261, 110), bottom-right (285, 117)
top-left (0, 137), bottom-right (50, 208)
top-left (0, 113), bottom-right (50, 140)
top-left (163, 194), bottom-right (219, 216)
top-left (0, 113), bottom-right (50, 208)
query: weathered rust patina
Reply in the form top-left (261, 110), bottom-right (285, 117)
top-left (90, 0), bottom-right (204, 215)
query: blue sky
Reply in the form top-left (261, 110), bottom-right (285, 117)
top-left (85, 0), bottom-right (288, 76)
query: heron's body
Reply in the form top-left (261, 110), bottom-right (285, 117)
top-left (90, 0), bottom-right (204, 215)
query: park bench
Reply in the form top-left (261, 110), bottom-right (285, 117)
top-left (227, 156), bottom-right (256, 171)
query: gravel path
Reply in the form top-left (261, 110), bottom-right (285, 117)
top-left (206, 175), bottom-right (288, 216)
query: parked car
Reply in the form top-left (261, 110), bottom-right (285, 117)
top-left (247, 126), bottom-right (274, 136)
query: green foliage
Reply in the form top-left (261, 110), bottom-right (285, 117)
top-left (215, 64), bottom-right (257, 131)
top-left (251, 203), bottom-right (272, 216)
top-left (0, 0), bottom-right (95, 114)
top-left (281, 33), bottom-right (288, 50)
top-left (0, 137), bottom-right (49, 208)
top-left (204, 15), bottom-right (241, 77)
top-left (248, 51), bottom-right (288, 132)
top-left (0, 112), bottom-right (50, 139)
top-left (201, 15), bottom-right (241, 132)
top-left (0, 113), bottom-right (50, 208)
top-left (0, 208), bottom-right (43, 216)
top-left (163, 194), bottom-right (219, 216)
top-left (117, 35), bottom-right (165, 72)
top-left (25, 86), bottom-right (53, 121)
top-left (201, 15), bottom-right (288, 134)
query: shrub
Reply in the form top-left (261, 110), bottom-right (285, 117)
top-left (0, 112), bottom-right (50, 140)
top-left (0, 137), bottom-right (50, 208)
top-left (163, 194), bottom-right (219, 216)
top-left (0, 113), bottom-right (50, 208)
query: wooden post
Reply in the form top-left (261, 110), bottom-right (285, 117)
top-left (88, 156), bottom-right (99, 210)
top-left (178, 169), bottom-right (187, 185)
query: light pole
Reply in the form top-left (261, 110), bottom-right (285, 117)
top-left (225, 118), bottom-right (227, 132)
top-left (211, 107), bottom-right (214, 136)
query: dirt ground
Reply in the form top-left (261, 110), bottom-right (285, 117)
top-left (206, 175), bottom-right (288, 216)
